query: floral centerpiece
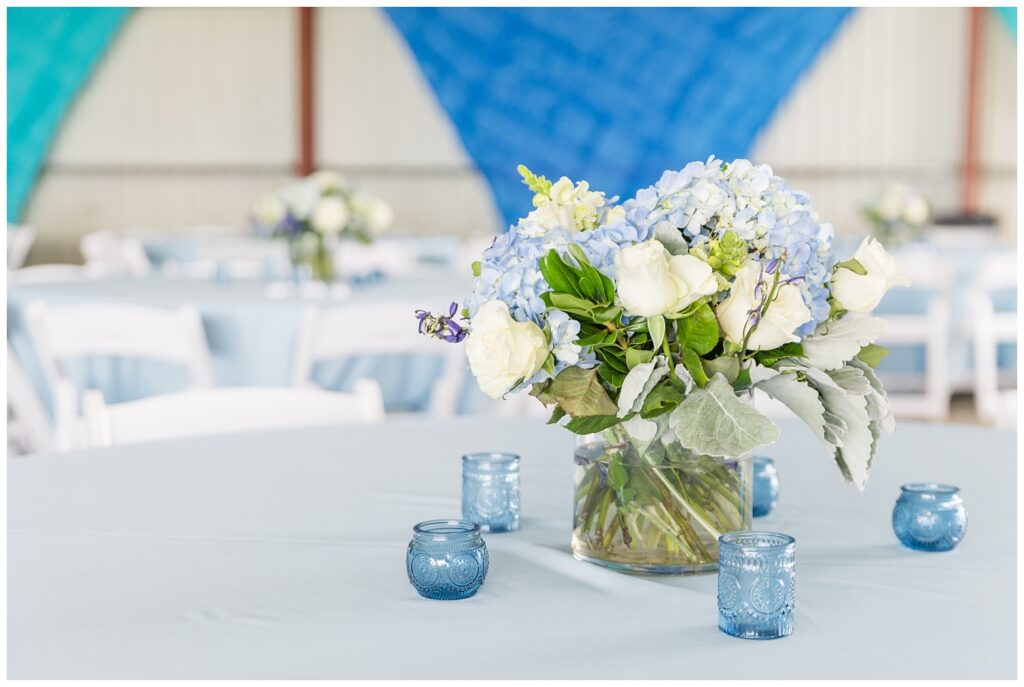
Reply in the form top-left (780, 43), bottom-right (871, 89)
top-left (863, 183), bottom-right (930, 246)
top-left (419, 158), bottom-right (908, 574)
top-left (251, 170), bottom-right (393, 281)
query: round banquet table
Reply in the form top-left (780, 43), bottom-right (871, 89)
top-left (8, 417), bottom-right (1015, 679)
top-left (7, 274), bottom-right (481, 415)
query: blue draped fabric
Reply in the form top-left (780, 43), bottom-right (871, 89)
top-left (386, 7), bottom-right (851, 228)
top-left (7, 8), bottom-right (129, 221)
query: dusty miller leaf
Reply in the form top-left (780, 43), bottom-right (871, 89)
top-left (669, 374), bottom-right (780, 459)
top-left (617, 356), bottom-right (668, 418)
top-left (801, 316), bottom-right (888, 371)
top-left (754, 372), bottom-right (828, 444)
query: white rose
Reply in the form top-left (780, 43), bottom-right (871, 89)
top-left (716, 261), bottom-right (811, 351)
top-left (831, 236), bottom-right (910, 313)
top-left (466, 300), bottom-right (548, 399)
top-left (311, 196), bottom-right (350, 235)
top-left (615, 240), bottom-right (718, 317)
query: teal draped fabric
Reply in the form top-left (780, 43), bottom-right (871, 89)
top-left (7, 7), bottom-right (129, 221)
top-left (994, 7), bottom-right (1017, 38)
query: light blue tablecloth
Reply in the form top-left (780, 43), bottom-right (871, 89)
top-left (7, 275), bottom-right (483, 416)
top-left (7, 417), bottom-right (1015, 678)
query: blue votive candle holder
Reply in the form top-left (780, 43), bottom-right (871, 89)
top-left (407, 520), bottom-right (489, 600)
top-left (752, 456), bottom-right (779, 517)
top-left (717, 532), bottom-right (796, 640)
top-left (462, 452), bottom-right (520, 532)
top-left (892, 483), bottom-right (967, 552)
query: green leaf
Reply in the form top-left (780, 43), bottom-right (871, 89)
top-left (669, 374), bottom-right (780, 459)
top-left (702, 355), bottom-right (740, 384)
top-left (546, 406), bottom-right (567, 425)
top-left (648, 315), bottom-right (666, 352)
top-left (607, 454), bottom-right (628, 490)
top-left (753, 342), bottom-right (805, 367)
top-left (539, 250), bottom-right (581, 297)
top-left (676, 303), bottom-right (719, 355)
top-left (578, 328), bottom-right (617, 347)
top-left (591, 305), bottom-right (622, 323)
top-left (680, 347), bottom-right (709, 387)
top-left (835, 257), bottom-right (867, 275)
top-left (625, 348), bottom-right (655, 369)
top-left (639, 382), bottom-right (684, 418)
top-left (471, 261), bottom-right (481, 277)
top-left (548, 366), bottom-right (619, 417)
top-left (564, 414), bottom-right (622, 434)
top-left (543, 292), bottom-right (596, 317)
top-left (596, 363), bottom-right (626, 387)
top-left (541, 354), bottom-right (556, 377)
top-left (856, 343), bottom-right (890, 368)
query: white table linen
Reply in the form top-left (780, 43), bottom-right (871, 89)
top-left (8, 418), bottom-right (1015, 679)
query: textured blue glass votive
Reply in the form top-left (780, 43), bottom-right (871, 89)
top-left (462, 452), bottom-right (520, 532)
top-left (752, 456), bottom-right (779, 517)
top-left (892, 483), bottom-right (967, 552)
top-left (718, 532), bottom-right (796, 640)
top-left (407, 520), bottom-right (489, 600)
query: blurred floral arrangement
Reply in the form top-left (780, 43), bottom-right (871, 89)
top-left (251, 170), bottom-right (393, 281)
top-left (863, 183), bottom-right (930, 246)
top-left (418, 158), bottom-right (909, 570)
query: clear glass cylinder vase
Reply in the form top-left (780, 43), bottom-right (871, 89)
top-left (290, 232), bottom-right (335, 282)
top-left (572, 421), bottom-right (752, 574)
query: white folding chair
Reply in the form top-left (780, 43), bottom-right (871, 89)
top-left (874, 249), bottom-right (954, 421)
top-left (82, 383), bottom-right (385, 448)
top-left (972, 253), bottom-right (1017, 428)
top-left (80, 230), bottom-right (152, 277)
top-left (8, 345), bottom-right (54, 455)
top-left (8, 224), bottom-right (35, 269)
top-left (24, 301), bottom-right (215, 449)
top-left (292, 303), bottom-right (466, 418)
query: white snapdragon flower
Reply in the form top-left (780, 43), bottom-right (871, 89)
top-left (466, 300), bottom-right (549, 399)
top-left (716, 261), bottom-right (811, 351)
top-left (615, 239), bottom-right (718, 317)
top-left (526, 177), bottom-right (614, 233)
top-left (831, 236), bottom-right (910, 313)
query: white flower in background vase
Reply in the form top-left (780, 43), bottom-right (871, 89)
top-left (716, 261), bottom-right (811, 350)
top-left (252, 193), bottom-right (286, 226)
top-left (831, 236), bottom-right (911, 313)
top-left (614, 239), bottom-right (718, 317)
top-left (354, 197), bottom-right (394, 232)
top-left (903, 195), bottom-right (930, 227)
top-left (281, 180), bottom-right (320, 221)
top-left (310, 170), bottom-right (345, 192)
top-left (466, 300), bottom-right (548, 399)
top-left (311, 196), bottom-right (351, 235)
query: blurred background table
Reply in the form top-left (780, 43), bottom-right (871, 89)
top-left (8, 417), bottom-right (1015, 679)
top-left (7, 273), bottom-right (477, 415)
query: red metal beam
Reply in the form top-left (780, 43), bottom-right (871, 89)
top-left (962, 7), bottom-right (983, 215)
top-left (296, 7), bottom-right (316, 177)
